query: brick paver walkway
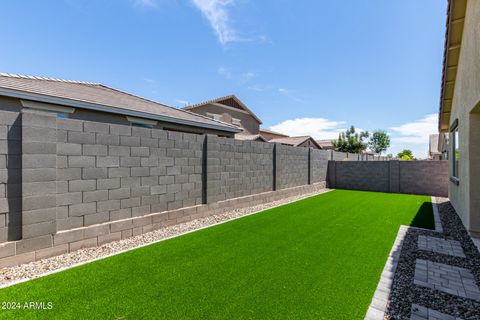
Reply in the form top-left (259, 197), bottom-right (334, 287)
top-left (410, 304), bottom-right (464, 320)
top-left (414, 259), bottom-right (480, 300)
top-left (365, 198), bottom-right (480, 320)
top-left (418, 235), bottom-right (465, 258)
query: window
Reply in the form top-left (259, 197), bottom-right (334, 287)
top-left (232, 118), bottom-right (242, 126)
top-left (55, 113), bottom-right (66, 118)
top-left (126, 116), bottom-right (157, 128)
top-left (20, 99), bottom-right (74, 118)
top-left (206, 113), bottom-right (222, 121)
top-left (450, 119), bottom-right (459, 184)
top-left (132, 122), bottom-right (153, 129)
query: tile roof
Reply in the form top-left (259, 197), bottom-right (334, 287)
top-left (269, 136), bottom-right (321, 148)
top-left (316, 139), bottom-right (334, 147)
top-left (259, 128), bottom-right (288, 137)
top-left (234, 133), bottom-right (267, 142)
top-left (183, 94), bottom-right (262, 124)
top-left (0, 73), bottom-right (240, 133)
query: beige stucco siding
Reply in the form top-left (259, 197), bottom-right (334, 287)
top-left (448, 0), bottom-right (480, 235)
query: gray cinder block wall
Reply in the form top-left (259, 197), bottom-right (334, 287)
top-left (0, 109), bottom-right (448, 266)
top-left (55, 116), bottom-right (204, 232)
top-left (0, 110), bottom-right (22, 243)
top-left (206, 135), bottom-right (274, 203)
top-left (277, 144), bottom-right (309, 189)
top-left (311, 149), bottom-right (330, 183)
top-left (328, 160), bottom-right (448, 196)
top-left (0, 110), bottom-right (330, 267)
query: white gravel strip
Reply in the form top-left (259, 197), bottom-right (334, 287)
top-left (0, 188), bottom-right (332, 288)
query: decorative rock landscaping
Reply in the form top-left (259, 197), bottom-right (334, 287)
top-left (381, 198), bottom-right (480, 320)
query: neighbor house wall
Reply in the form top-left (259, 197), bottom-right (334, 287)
top-left (447, 0), bottom-right (480, 235)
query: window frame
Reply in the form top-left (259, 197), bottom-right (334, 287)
top-left (126, 116), bottom-right (157, 129)
top-left (206, 112), bottom-right (222, 121)
top-left (231, 117), bottom-right (242, 127)
top-left (450, 119), bottom-right (460, 185)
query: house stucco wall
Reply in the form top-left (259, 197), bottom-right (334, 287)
top-left (448, 0), bottom-right (480, 236)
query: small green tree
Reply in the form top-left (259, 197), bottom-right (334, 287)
top-left (368, 130), bottom-right (390, 155)
top-left (386, 153), bottom-right (393, 159)
top-left (397, 149), bottom-right (414, 160)
top-left (332, 126), bottom-right (369, 153)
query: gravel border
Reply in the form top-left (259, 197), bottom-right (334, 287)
top-left (0, 188), bottom-right (332, 289)
top-left (365, 225), bottom-right (409, 320)
top-left (384, 198), bottom-right (480, 320)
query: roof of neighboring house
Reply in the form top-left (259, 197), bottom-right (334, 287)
top-left (183, 94), bottom-right (263, 124)
top-left (439, 0), bottom-right (467, 132)
top-left (316, 139), bottom-right (334, 148)
top-left (0, 73), bottom-right (240, 133)
top-left (269, 136), bottom-right (321, 148)
top-left (429, 134), bottom-right (441, 155)
top-left (259, 128), bottom-right (288, 137)
top-left (234, 133), bottom-right (267, 142)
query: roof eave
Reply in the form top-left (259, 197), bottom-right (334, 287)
top-left (0, 87), bottom-right (241, 133)
top-left (439, 0), bottom-right (467, 133)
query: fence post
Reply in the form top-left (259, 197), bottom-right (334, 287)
top-left (20, 110), bottom-right (57, 251)
top-left (201, 135), bottom-right (208, 204)
top-left (389, 160), bottom-right (400, 193)
top-left (308, 147), bottom-right (312, 184)
top-left (273, 143), bottom-right (278, 191)
top-left (204, 134), bottom-right (220, 204)
top-left (327, 160), bottom-right (336, 188)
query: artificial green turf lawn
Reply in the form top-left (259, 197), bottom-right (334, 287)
top-left (0, 190), bottom-right (433, 320)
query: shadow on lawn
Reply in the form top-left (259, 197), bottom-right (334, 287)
top-left (410, 201), bottom-right (435, 230)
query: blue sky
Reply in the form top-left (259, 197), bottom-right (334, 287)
top-left (0, 0), bottom-right (447, 157)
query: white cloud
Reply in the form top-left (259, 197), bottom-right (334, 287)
top-left (217, 66), bottom-right (232, 79)
top-left (134, 0), bottom-right (157, 8)
top-left (143, 77), bottom-right (157, 84)
top-left (191, 0), bottom-right (237, 45)
top-left (390, 114), bottom-right (437, 144)
top-left (388, 114), bottom-right (438, 159)
top-left (247, 84), bottom-right (270, 92)
top-left (278, 87), bottom-right (303, 102)
top-left (218, 67), bottom-right (256, 84)
top-left (240, 71), bottom-right (255, 84)
top-left (269, 118), bottom-right (347, 140)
